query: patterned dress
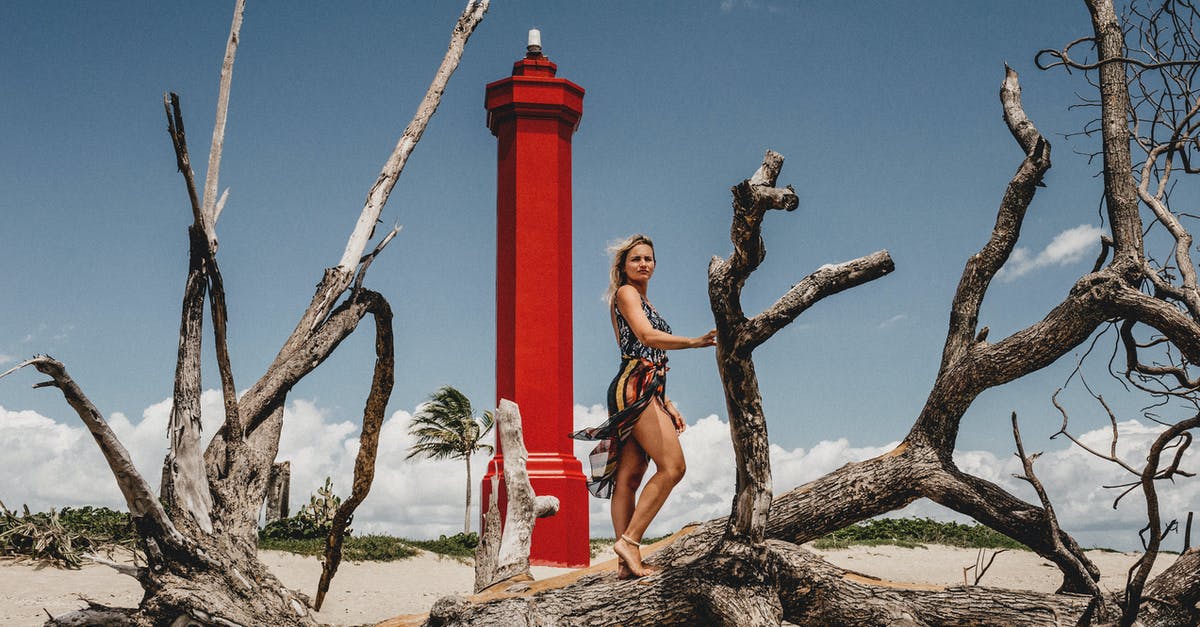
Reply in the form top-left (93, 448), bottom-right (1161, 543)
top-left (570, 297), bottom-right (681, 499)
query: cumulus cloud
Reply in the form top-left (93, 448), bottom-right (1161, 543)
top-left (997, 224), bottom-right (1106, 282)
top-left (0, 394), bottom-right (500, 540)
top-left (3, 399), bottom-right (1194, 550)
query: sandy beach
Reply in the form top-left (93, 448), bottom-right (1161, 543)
top-left (0, 544), bottom-right (1170, 626)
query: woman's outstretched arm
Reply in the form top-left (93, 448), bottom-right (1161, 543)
top-left (615, 285), bottom-right (716, 350)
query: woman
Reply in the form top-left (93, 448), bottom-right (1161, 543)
top-left (570, 234), bottom-right (716, 578)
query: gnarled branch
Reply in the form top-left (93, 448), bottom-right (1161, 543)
top-left (315, 292), bottom-right (395, 610)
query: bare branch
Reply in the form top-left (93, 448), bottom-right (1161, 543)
top-left (1038, 49), bottom-right (1200, 72)
top-left (83, 554), bottom-right (141, 579)
top-left (213, 187), bottom-right (230, 225)
top-left (335, 0), bottom-right (489, 274)
top-left (1121, 319), bottom-right (1200, 390)
top-left (707, 150), bottom-right (895, 554)
top-left (1012, 411), bottom-right (1105, 603)
top-left (250, 0), bottom-right (490, 408)
top-left (163, 93), bottom-right (202, 225)
top-left (941, 66), bottom-right (1052, 373)
top-left (1000, 65), bottom-right (1044, 154)
top-left (352, 224), bottom-right (402, 296)
top-left (1123, 413), bottom-right (1200, 625)
top-left (314, 293), bottom-right (394, 610)
top-left (741, 250), bottom-right (894, 352)
top-left (721, 150), bottom-right (799, 287)
top-left (1092, 234), bottom-right (1115, 272)
top-left (964, 548), bottom-right (1009, 586)
top-left (200, 0), bottom-right (244, 228)
top-left (11, 357), bottom-right (186, 550)
top-left (208, 257), bottom-right (242, 446)
top-left (0, 357), bottom-right (38, 381)
top-left (1111, 281), bottom-right (1200, 365)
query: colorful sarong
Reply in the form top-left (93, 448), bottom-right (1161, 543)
top-left (569, 356), bottom-right (677, 499)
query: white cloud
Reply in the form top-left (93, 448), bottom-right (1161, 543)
top-left (997, 224), bottom-right (1105, 282)
top-left (3, 399), bottom-right (1194, 551)
top-left (877, 314), bottom-right (908, 329)
top-left (720, 0), bottom-right (755, 12)
top-left (0, 354), bottom-right (14, 365)
top-left (719, 0), bottom-right (793, 14)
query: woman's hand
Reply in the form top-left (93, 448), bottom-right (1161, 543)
top-left (665, 398), bottom-right (686, 433)
top-left (692, 329), bottom-right (717, 348)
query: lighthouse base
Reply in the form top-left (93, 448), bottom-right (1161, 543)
top-left (481, 452), bottom-right (591, 568)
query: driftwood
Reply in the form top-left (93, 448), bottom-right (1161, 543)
top-left (419, 1), bottom-right (1199, 624)
top-left (1, 2), bottom-right (491, 625)
top-left (265, 461), bottom-right (291, 524)
top-left (474, 399), bottom-right (560, 593)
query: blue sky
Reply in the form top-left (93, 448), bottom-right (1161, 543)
top-left (3, 2), bottom-right (1195, 550)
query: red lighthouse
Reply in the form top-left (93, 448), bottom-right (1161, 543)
top-left (481, 30), bottom-right (589, 567)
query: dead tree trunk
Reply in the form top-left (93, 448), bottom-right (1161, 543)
top-left (2, 2), bottom-right (491, 626)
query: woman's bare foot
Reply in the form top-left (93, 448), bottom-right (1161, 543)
top-left (613, 534), bottom-right (659, 578)
top-left (616, 556), bottom-right (633, 580)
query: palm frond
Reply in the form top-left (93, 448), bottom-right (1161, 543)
top-left (407, 385), bottom-right (494, 462)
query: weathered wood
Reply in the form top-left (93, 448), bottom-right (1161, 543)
top-left (1139, 547), bottom-right (1200, 627)
top-left (424, 531), bottom-right (1112, 627)
top-left (1085, 0), bottom-right (1145, 261)
top-left (1011, 412), bottom-right (1104, 606)
top-left (1186, 512), bottom-right (1194, 551)
top-left (264, 461), bottom-right (290, 524)
top-left (473, 475), bottom-right (503, 593)
top-left (315, 292), bottom-right (395, 610)
top-left (161, 226), bottom-right (214, 535)
top-left (201, 0), bottom-right (244, 228)
top-left (472, 399), bottom-right (560, 592)
top-left (708, 149), bottom-right (893, 556)
top-left (940, 66), bottom-right (1050, 374)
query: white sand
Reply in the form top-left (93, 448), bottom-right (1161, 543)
top-left (0, 545), bottom-right (1172, 626)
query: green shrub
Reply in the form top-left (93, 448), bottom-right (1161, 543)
top-left (342, 534), bottom-right (419, 561)
top-left (296, 477), bottom-right (343, 532)
top-left (58, 506), bottom-right (136, 546)
top-left (260, 477), bottom-right (349, 542)
top-left (812, 517), bottom-right (1029, 551)
top-left (260, 515), bottom-right (327, 541)
top-left (406, 532), bottom-right (479, 558)
top-left (258, 534), bottom-right (418, 561)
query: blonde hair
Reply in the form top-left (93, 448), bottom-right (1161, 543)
top-left (605, 234), bottom-right (654, 304)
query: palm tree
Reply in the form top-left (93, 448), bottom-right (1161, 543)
top-left (406, 386), bottom-right (495, 534)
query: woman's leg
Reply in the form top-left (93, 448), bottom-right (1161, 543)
top-left (610, 437), bottom-right (647, 578)
top-left (611, 436), bottom-right (648, 539)
top-left (612, 399), bottom-right (686, 576)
